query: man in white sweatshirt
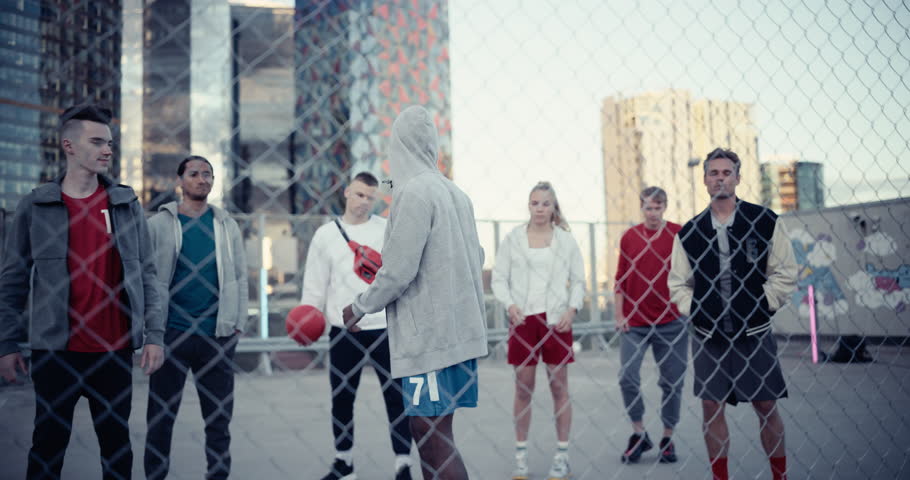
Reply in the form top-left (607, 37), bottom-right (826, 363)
top-left (302, 171), bottom-right (413, 480)
top-left (343, 105), bottom-right (488, 480)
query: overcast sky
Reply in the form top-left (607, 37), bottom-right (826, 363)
top-left (448, 0), bottom-right (910, 221)
top-left (254, 0), bottom-right (910, 221)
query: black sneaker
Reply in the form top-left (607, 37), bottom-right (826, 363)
top-left (395, 464), bottom-right (413, 480)
top-left (320, 458), bottom-right (356, 480)
top-left (658, 437), bottom-right (677, 463)
top-left (621, 432), bottom-right (653, 463)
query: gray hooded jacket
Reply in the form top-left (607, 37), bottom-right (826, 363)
top-left (0, 175), bottom-right (164, 356)
top-left (147, 202), bottom-right (249, 337)
top-left (352, 105), bottom-right (489, 378)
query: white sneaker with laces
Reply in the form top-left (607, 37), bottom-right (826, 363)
top-left (512, 449), bottom-right (529, 480)
top-left (547, 452), bottom-right (570, 480)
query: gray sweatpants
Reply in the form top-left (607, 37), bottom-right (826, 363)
top-left (618, 320), bottom-right (688, 429)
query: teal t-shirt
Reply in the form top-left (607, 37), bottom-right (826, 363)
top-left (168, 208), bottom-right (219, 336)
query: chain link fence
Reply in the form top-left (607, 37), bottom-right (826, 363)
top-left (1, 0), bottom-right (909, 479)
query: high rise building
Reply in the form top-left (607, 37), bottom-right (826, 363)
top-left (132, 1), bottom-right (454, 216)
top-left (293, 0), bottom-right (452, 215)
top-left (0, 0), bottom-right (122, 211)
top-left (231, 3), bottom-right (296, 214)
top-left (795, 161), bottom-right (824, 210)
top-left (139, 0), bottom-right (231, 210)
top-left (761, 154), bottom-right (825, 212)
top-left (601, 89), bottom-right (760, 290)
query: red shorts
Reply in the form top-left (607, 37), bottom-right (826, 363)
top-left (507, 313), bottom-right (575, 366)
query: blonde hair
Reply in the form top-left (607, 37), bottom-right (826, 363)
top-left (529, 181), bottom-right (570, 231)
top-left (639, 186), bottom-right (667, 205)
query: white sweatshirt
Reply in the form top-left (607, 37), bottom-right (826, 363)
top-left (301, 216), bottom-right (387, 330)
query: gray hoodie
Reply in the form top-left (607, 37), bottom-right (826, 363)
top-left (352, 105), bottom-right (488, 378)
top-left (147, 202), bottom-right (249, 337)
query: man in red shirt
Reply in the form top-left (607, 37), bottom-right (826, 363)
top-left (614, 186), bottom-right (687, 464)
top-left (0, 104), bottom-right (164, 480)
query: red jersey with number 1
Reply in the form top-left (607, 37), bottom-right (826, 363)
top-left (614, 222), bottom-right (682, 327)
top-left (62, 185), bottom-right (130, 352)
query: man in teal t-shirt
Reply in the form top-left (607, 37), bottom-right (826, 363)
top-left (167, 207), bottom-right (219, 336)
top-left (145, 156), bottom-right (248, 480)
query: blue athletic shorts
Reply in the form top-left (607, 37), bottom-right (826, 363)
top-left (401, 359), bottom-right (478, 417)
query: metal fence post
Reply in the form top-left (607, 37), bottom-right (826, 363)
top-left (258, 213), bottom-right (272, 375)
top-left (492, 220), bottom-right (503, 330)
top-left (588, 222), bottom-right (600, 326)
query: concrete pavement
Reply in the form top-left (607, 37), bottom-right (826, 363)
top-left (1, 338), bottom-right (908, 479)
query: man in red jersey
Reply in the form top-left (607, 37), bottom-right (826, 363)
top-left (614, 186), bottom-right (687, 465)
top-left (0, 104), bottom-right (164, 480)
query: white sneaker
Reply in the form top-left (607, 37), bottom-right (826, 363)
top-left (512, 450), bottom-right (529, 480)
top-left (547, 452), bottom-right (570, 480)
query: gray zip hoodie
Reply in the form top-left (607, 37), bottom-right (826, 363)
top-left (147, 202), bottom-right (248, 337)
top-left (352, 105), bottom-right (488, 378)
top-left (0, 175), bottom-right (164, 356)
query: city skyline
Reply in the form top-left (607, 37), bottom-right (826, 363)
top-left (1, 0), bottom-right (906, 221)
top-left (447, 0), bottom-right (909, 224)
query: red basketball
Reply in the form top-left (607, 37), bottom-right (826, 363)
top-left (285, 305), bottom-right (326, 345)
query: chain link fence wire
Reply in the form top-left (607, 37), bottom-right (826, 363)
top-left (1, 0), bottom-right (909, 479)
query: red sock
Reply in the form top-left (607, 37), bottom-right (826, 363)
top-left (770, 456), bottom-right (787, 480)
top-left (710, 457), bottom-right (728, 480)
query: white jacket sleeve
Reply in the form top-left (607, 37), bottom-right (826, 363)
top-left (567, 234), bottom-right (586, 311)
top-left (301, 229), bottom-right (330, 313)
top-left (490, 234), bottom-right (515, 308)
top-left (762, 220), bottom-right (798, 311)
top-left (668, 234), bottom-right (694, 317)
top-left (353, 190), bottom-right (432, 315)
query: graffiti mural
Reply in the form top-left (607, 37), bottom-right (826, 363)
top-left (847, 230), bottom-right (909, 314)
top-left (789, 229), bottom-right (849, 319)
top-left (776, 199), bottom-right (909, 336)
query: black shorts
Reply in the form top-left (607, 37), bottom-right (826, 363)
top-left (692, 332), bottom-right (788, 405)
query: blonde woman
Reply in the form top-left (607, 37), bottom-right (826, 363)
top-left (492, 181), bottom-right (585, 480)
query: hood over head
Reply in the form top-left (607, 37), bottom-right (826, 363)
top-left (388, 105), bottom-right (439, 191)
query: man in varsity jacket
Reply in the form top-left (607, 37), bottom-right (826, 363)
top-left (668, 148), bottom-right (798, 480)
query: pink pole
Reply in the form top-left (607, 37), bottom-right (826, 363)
top-left (808, 285), bottom-right (818, 364)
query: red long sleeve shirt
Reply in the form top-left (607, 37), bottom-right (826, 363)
top-left (614, 222), bottom-right (681, 327)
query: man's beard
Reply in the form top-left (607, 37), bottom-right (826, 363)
top-left (186, 191), bottom-right (209, 202)
top-left (712, 191), bottom-right (733, 200)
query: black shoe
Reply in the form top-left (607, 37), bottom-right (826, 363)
top-left (320, 459), bottom-right (356, 480)
top-left (658, 437), bottom-right (677, 463)
top-left (395, 465), bottom-right (413, 480)
top-left (621, 432), bottom-right (653, 463)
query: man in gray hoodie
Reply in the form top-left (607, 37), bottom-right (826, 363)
top-left (144, 155), bottom-right (248, 480)
top-left (343, 105), bottom-right (488, 480)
